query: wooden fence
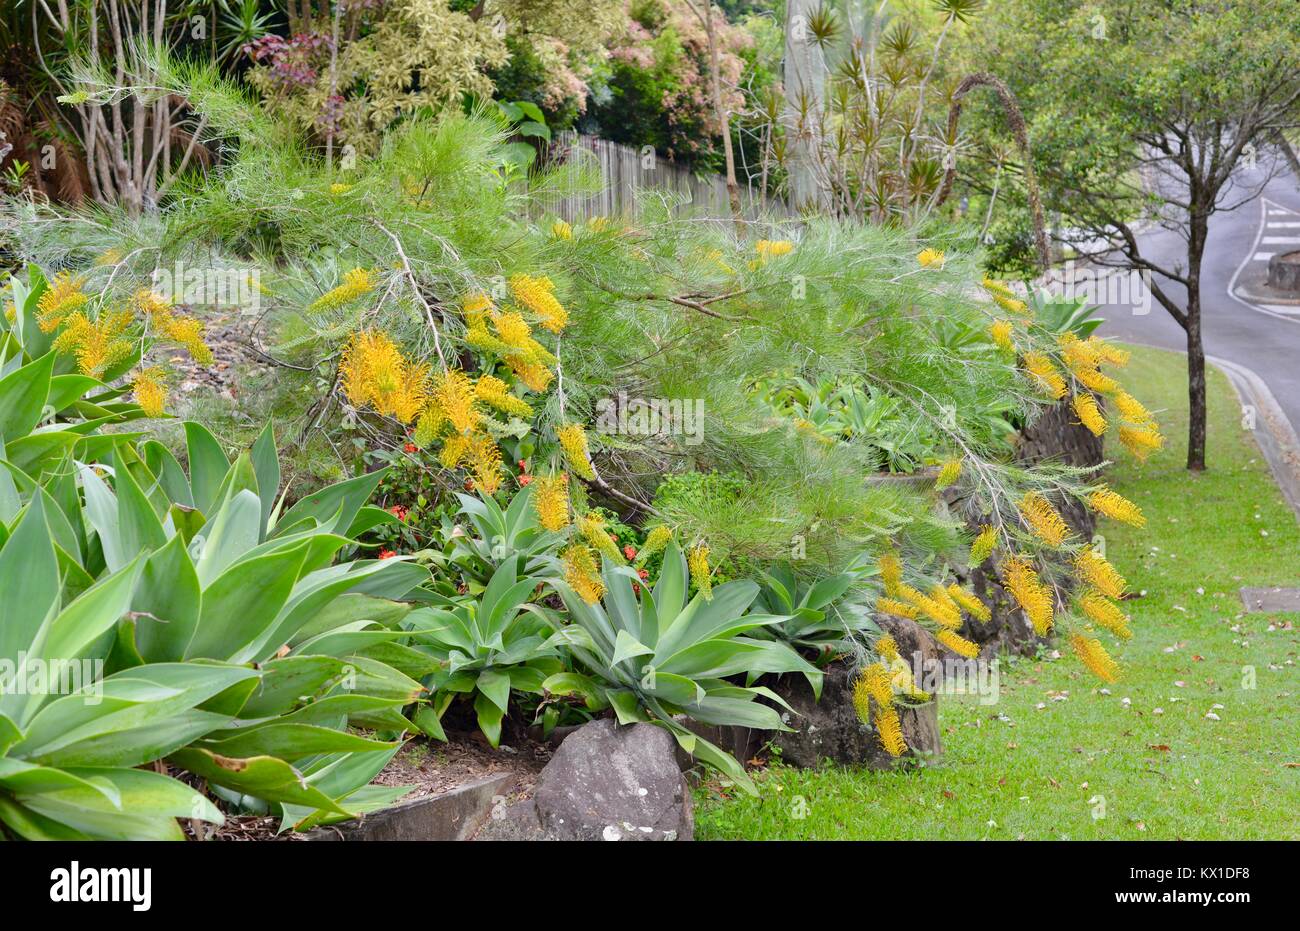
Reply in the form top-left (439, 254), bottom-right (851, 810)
top-left (541, 131), bottom-right (791, 222)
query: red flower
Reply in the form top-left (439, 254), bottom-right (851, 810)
top-left (389, 505), bottom-right (409, 521)
top-left (632, 582), bottom-right (641, 595)
top-left (623, 545), bottom-right (637, 560)
top-left (638, 568), bottom-right (649, 581)
top-left (404, 442), bottom-right (418, 454)
top-left (464, 479), bottom-right (476, 492)
top-left (378, 549), bottom-right (397, 560)
top-left (518, 459), bottom-right (529, 472)
top-left (518, 474), bottom-right (533, 486)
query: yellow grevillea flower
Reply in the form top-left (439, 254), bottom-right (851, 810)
top-left (495, 310), bottom-right (556, 365)
top-left (563, 543), bottom-right (605, 605)
top-left (1023, 352), bottom-right (1067, 399)
top-left (876, 597), bottom-right (920, 620)
top-left (132, 367), bottom-right (168, 418)
top-left (874, 703), bottom-right (908, 756)
top-left (935, 458), bottom-right (962, 490)
top-left (94, 248), bottom-right (123, 266)
top-left (688, 544), bottom-right (712, 600)
top-left (1072, 391), bottom-right (1107, 436)
top-left (875, 636), bottom-right (930, 701)
top-left (311, 267), bottom-right (374, 311)
top-left (52, 310), bottom-right (134, 377)
top-left (510, 274), bottom-right (568, 334)
top-left (558, 423), bottom-right (595, 480)
top-left (636, 525), bottom-right (673, 566)
top-left (329, 182), bottom-right (352, 195)
top-left (439, 433), bottom-right (472, 469)
top-left (508, 358), bottom-right (554, 393)
top-left (1113, 391), bottom-right (1156, 427)
top-left (430, 368), bottom-right (480, 434)
top-left (132, 288), bottom-right (172, 323)
top-left (879, 552), bottom-right (903, 596)
top-left (578, 512), bottom-right (623, 562)
top-left (757, 239), bottom-right (795, 260)
top-left (1076, 546), bottom-right (1126, 599)
top-left (463, 291), bottom-right (494, 326)
top-left (551, 220), bottom-right (573, 240)
top-left (1000, 556), bottom-right (1054, 634)
top-left (37, 272), bottom-right (90, 332)
top-left (900, 584), bottom-right (962, 630)
top-left (1070, 632), bottom-right (1119, 683)
top-left (340, 330), bottom-right (428, 424)
top-left (937, 629), bottom-right (981, 658)
top-left (1074, 365), bottom-right (1120, 395)
top-left (163, 314), bottom-right (215, 365)
top-left (1119, 425), bottom-right (1164, 462)
top-left (413, 402), bottom-right (445, 448)
top-left (1089, 486), bottom-right (1146, 527)
top-left (982, 277), bottom-right (1027, 314)
top-left (474, 374), bottom-right (533, 419)
top-left (1058, 332), bottom-right (1098, 367)
top-left (1078, 589), bottom-right (1133, 639)
top-left (947, 584), bottom-right (991, 623)
top-left (587, 216), bottom-right (609, 232)
top-left (706, 248), bottom-right (735, 275)
top-left (1088, 338), bottom-right (1130, 367)
top-left (990, 319), bottom-right (1015, 352)
top-left (875, 634), bottom-right (900, 662)
top-left (917, 248), bottom-right (945, 269)
top-left (1018, 491), bottom-right (1072, 546)
top-left (533, 474), bottom-right (571, 531)
top-left (969, 524), bottom-right (999, 566)
top-left (467, 432), bottom-right (503, 494)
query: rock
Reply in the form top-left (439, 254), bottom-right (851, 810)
top-left (306, 773), bottom-right (511, 841)
top-left (770, 619), bottom-right (942, 768)
top-left (477, 718), bottom-right (692, 841)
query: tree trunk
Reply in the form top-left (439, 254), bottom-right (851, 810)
top-left (700, 2), bottom-right (743, 232)
top-left (1185, 212), bottom-right (1208, 471)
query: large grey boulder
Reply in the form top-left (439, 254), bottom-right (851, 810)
top-left (477, 718), bottom-right (692, 841)
top-left (770, 616), bottom-right (942, 768)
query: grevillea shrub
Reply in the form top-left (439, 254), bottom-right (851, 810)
top-left (1, 55), bottom-right (1161, 771)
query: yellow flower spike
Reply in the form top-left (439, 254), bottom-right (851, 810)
top-left (413, 402), bottom-right (445, 448)
top-left (917, 247), bottom-right (945, 269)
top-left (532, 474), bottom-right (571, 531)
top-left (510, 274), bottom-right (569, 334)
top-left (467, 432), bottom-right (503, 495)
top-left (132, 367), bottom-right (168, 418)
top-left (557, 423), bottom-right (595, 480)
top-left (132, 288), bottom-right (173, 324)
top-left (875, 634), bottom-right (900, 662)
top-left (1114, 391), bottom-right (1156, 427)
top-left (757, 239), bottom-right (795, 260)
top-left (990, 319), bottom-right (1015, 352)
top-left (462, 292), bottom-right (494, 327)
top-left (340, 330), bottom-right (424, 420)
top-left (900, 585), bottom-right (962, 630)
top-left (969, 524), bottom-right (999, 566)
top-left (1072, 391), bottom-right (1108, 436)
top-left (474, 374), bottom-right (533, 419)
top-left (1119, 425), bottom-right (1164, 462)
top-left (947, 584), bottom-right (992, 623)
top-left (1089, 485), bottom-right (1146, 527)
top-left (688, 543), bottom-right (713, 601)
top-left (36, 271), bottom-right (89, 332)
top-left (862, 663), bottom-right (895, 708)
top-left (163, 314), bottom-right (214, 366)
top-left (1076, 546), bottom-right (1127, 600)
top-left (508, 358), bottom-right (554, 393)
top-left (873, 704), bottom-right (908, 756)
top-left (1078, 589), bottom-right (1133, 640)
top-left (1018, 491), bottom-right (1073, 546)
top-left (1088, 338), bottom-right (1130, 367)
top-left (879, 552), bottom-right (903, 597)
top-left (636, 525), bottom-right (673, 564)
top-left (52, 309), bottom-right (134, 377)
top-left (935, 458), bottom-right (962, 490)
top-left (1023, 352), bottom-right (1067, 399)
top-left (1000, 556), bottom-right (1054, 635)
top-left (329, 182), bottom-right (352, 195)
top-left (563, 543), bottom-right (606, 605)
top-left (551, 220), bottom-right (572, 240)
top-left (438, 433), bottom-right (472, 470)
top-left (1070, 633), bottom-right (1120, 683)
top-left (578, 512), bottom-right (623, 563)
top-left (936, 629), bottom-right (981, 659)
top-left (431, 368), bottom-right (480, 434)
top-left (981, 276), bottom-right (1017, 300)
top-left (876, 597), bottom-right (920, 620)
top-left (1074, 365), bottom-right (1121, 395)
top-left (311, 267), bottom-right (375, 311)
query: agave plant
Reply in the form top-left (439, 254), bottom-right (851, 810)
top-left (441, 486), bottom-right (565, 585)
top-left (752, 564), bottom-right (878, 658)
top-left (404, 558), bottom-right (563, 747)
top-left (542, 542), bottom-right (821, 792)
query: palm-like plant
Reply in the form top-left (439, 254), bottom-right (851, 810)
top-left (543, 542), bottom-right (820, 793)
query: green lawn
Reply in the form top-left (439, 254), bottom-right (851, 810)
top-left (696, 346), bottom-right (1300, 840)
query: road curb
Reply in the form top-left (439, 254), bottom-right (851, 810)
top-left (1207, 353), bottom-right (1300, 521)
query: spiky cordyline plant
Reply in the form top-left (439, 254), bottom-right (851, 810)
top-left (2, 50), bottom-right (1159, 689)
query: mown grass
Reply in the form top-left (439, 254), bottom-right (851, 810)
top-left (696, 345), bottom-right (1300, 839)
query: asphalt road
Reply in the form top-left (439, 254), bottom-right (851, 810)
top-left (1090, 161), bottom-right (1300, 434)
